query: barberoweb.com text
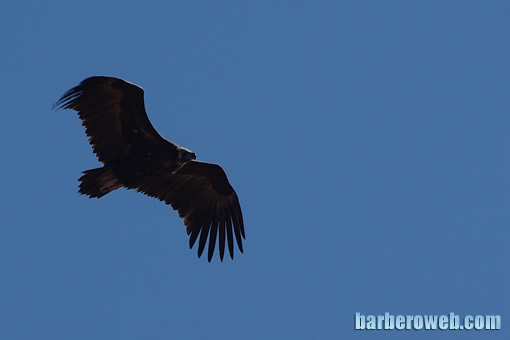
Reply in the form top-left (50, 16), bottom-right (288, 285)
top-left (355, 312), bottom-right (500, 331)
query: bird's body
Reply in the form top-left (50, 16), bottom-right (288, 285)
top-left (55, 76), bottom-right (244, 262)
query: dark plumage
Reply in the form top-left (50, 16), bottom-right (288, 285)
top-left (54, 76), bottom-right (244, 262)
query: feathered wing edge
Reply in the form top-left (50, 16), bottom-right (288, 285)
top-left (134, 161), bottom-right (245, 262)
top-left (53, 76), bottom-right (168, 163)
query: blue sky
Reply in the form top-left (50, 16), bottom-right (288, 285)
top-left (1, 1), bottom-right (509, 339)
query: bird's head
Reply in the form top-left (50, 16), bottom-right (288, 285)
top-left (179, 147), bottom-right (196, 161)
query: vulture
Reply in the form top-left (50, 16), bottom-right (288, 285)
top-left (54, 76), bottom-right (244, 262)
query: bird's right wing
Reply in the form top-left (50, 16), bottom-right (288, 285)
top-left (54, 76), bottom-right (175, 163)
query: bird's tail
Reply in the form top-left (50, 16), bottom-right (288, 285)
top-left (78, 167), bottom-right (122, 198)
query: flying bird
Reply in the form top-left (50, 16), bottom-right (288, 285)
top-left (54, 76), bottom-right (244, 262)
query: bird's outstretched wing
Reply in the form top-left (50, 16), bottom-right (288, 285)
top-left (54, 76), bottom-right (174, 164)
top-left (135, 160), bottom-right (245, 262)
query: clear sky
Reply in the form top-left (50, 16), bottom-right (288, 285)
top-left (1, 1), bottom-right (508, 339)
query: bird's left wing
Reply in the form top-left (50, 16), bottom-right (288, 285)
top-left (135, 160), bottom-right (245, 262)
